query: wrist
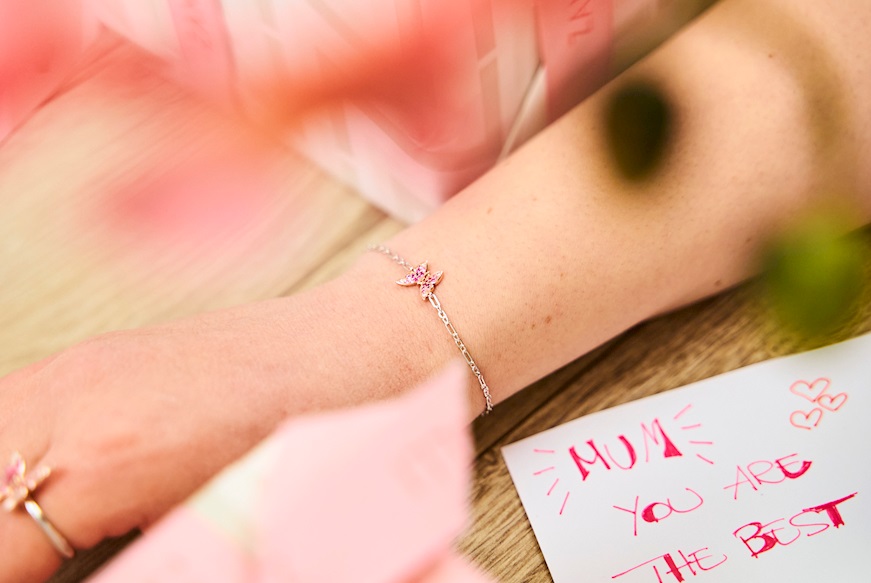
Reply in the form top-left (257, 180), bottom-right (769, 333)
top-left (280, 257), bottom-right (485, 419)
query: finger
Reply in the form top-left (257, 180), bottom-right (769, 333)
top-left (0, 452), bottom-right (70, 583)
top-left (0, 392), bottom-right (94, 582)
top-left (0, 507), bottom-right (62, 583)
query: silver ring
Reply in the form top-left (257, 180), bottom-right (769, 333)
top-left (1, 452), bottom-right (75, 559)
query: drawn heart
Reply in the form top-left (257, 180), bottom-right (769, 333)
top-left (817, 392), bottom-right (848, 412)
top-left (789, 378), bottom-right (830, 403)
top-left (790, 408), bottom-right (823, 430)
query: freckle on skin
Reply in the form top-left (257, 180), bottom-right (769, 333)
top-left (531, 323), bottom-right (537, 330)
top-left (487, 207), bottom-right (493, 215)
top-left (715, 279), bottom-right (722, 287)
top-left (545, 315), bottom-right (553, 324)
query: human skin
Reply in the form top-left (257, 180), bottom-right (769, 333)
top-left (1, 0), bottom-right (870, 580)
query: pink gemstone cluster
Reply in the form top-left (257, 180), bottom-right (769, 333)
top-left (395, 261), bottom-right (444, 300)
top-left (0, 452), bottom-right (50, 512)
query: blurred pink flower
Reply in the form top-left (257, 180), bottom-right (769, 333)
top-left (0, 0), bottom-right (96, 140)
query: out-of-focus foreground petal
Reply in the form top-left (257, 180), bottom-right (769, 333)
top-left (88, 361), bottom-right (490, 583)
top-left (0, 0), bottom-right (97, 141)
top-left (92, 0), bottom-right (537, 221)
top-left (258, 360), bottom-right (475, 583)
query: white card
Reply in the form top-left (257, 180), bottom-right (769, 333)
top-left (502, 333), bottom-right (871, 582)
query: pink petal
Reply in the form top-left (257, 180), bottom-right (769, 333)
top-left (88, 508), bottom-right (255, 582)
top-left (0, 1), bottom-right (95, 142)
top-left (259, 362), bottom-right (473, 583)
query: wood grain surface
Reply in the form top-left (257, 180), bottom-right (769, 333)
top-left (0, 13), bottom-right (866, 583)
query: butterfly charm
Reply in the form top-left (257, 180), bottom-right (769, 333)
top-left (396, 262), bottom-right (443, 300)
top-left (1, 452), bottom-right (50, 512)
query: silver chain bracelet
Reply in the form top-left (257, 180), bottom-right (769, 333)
top-left (368, 244), bottom-right (494, 414)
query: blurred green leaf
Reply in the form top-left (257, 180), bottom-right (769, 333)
top-left (605, 81), bottom-right (672, 181)
top-left (762, 214), bottom-right (868, 339)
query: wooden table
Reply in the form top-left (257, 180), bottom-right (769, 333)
top-left (1, 26), bottom-right (867, 583)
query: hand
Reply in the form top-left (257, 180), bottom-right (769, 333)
top-left (0, 297), bottom-right (307, 582)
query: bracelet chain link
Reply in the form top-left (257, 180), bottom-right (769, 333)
top-left (368, 244), bottom-right (494, 414)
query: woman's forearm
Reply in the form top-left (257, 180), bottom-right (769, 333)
top-left (280, 0), bottom-right (871, 418)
